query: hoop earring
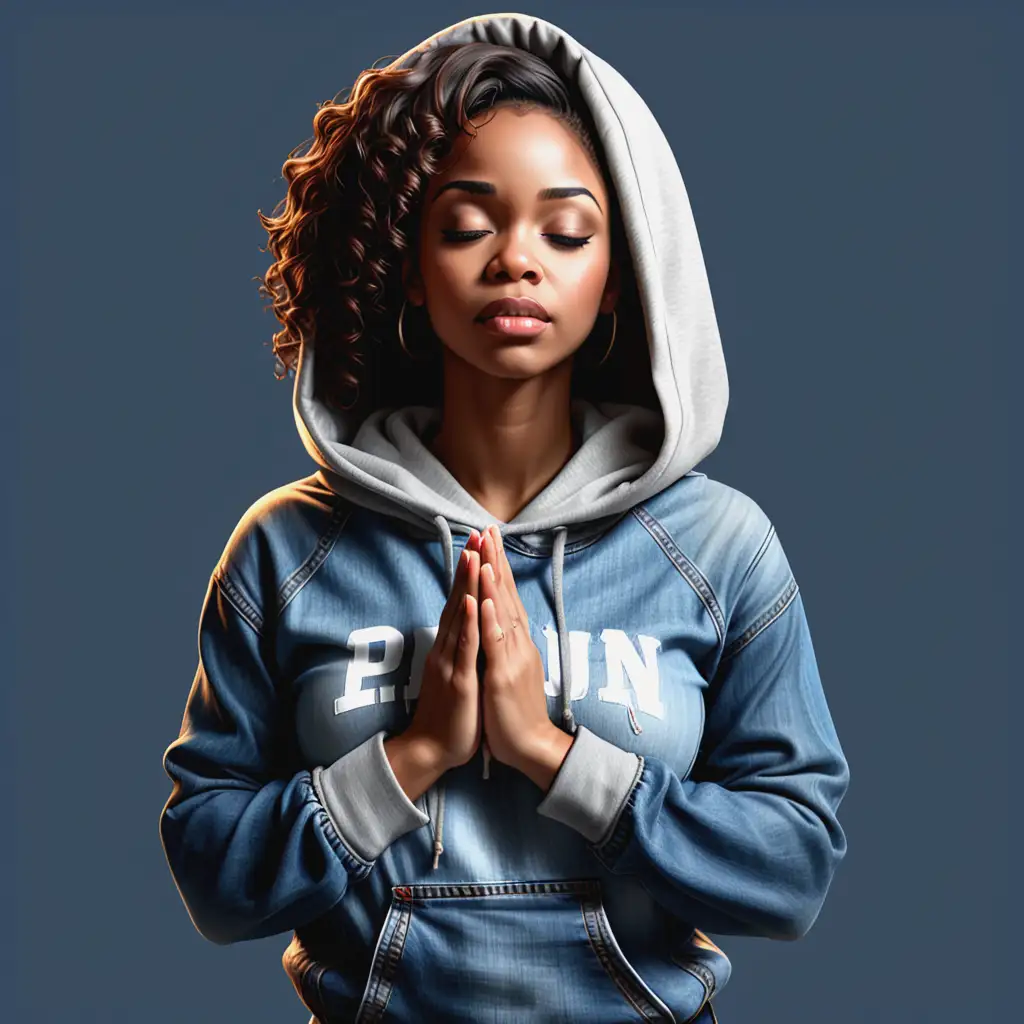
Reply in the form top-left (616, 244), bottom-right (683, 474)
top-left (595, 309), bottom-right (617, 367)
top-left (397, 299), bottom-right (433, 361)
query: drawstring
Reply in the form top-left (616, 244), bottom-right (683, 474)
top-left (551, 526), bottom-right (578, 737)
top-left (429, 515), bottom-right (453, 870)
top-left (426, 515), bottom-right (578, 869)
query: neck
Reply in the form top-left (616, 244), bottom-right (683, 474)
top-left (427, 352), bottom-right (580, 524)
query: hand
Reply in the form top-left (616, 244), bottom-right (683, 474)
top-left (477, 525), bottom-right (572, 787)
top-left (404, 530), bottom-right (484, 772)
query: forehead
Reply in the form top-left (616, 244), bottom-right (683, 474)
top-left (428, 107), bottom-right (605, 200)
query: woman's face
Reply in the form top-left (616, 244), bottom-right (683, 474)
top-left (404, 105), bottom-right (619, 380)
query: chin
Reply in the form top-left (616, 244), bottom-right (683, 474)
top-left (443, 335), bottom-right (577, 377)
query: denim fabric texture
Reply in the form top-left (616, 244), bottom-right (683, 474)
top-left (161, 470), bottom-right (848, 1021)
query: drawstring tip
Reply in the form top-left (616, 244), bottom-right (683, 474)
top-left (432, 841), bottom-right (443, 870)
top-left (482, 743), bottom-right (491, 780)
top-left (626, 704), bottom-right (643, 735)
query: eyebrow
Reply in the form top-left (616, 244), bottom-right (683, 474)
top-left (431, 179), bottom-right (603, 213)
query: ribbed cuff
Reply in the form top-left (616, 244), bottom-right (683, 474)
top-left (536, 726), bottom-right (642, 844)
top-left (312, 730), bottom-right (430, 862)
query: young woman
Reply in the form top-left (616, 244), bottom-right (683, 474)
top-left (160, 13), bottom-right (849, 1023)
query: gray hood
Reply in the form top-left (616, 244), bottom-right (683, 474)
top-left (291, 11), bottom-right (729, 868)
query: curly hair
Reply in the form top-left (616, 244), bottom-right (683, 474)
top-left (256, 41), bottom-right (654, 420)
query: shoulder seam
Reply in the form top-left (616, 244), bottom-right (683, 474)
top-left (721, 575), bottom-right (799, 662)
top-left (737, 522), bottom-right (775, 596)
top-left (630, 503), bottom-right (726, 646)
top-left (213, 567), bottom-right (265, 636)
top-left (277, 498), bottom-right (355, 614)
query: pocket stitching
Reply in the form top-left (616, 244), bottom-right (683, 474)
top-left (580, 894), bottom-right (671, 1021)
top-left (356, 900), bottom-right (413, 1023)
top-left (669, 955), bottom-right (714, 1024)
top-left (355, 880), bottom-right (693, 1023)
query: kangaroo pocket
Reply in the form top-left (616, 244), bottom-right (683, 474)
top-left (292, 878), bottom-right (711, 1024)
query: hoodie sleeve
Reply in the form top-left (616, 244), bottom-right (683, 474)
top-left (537, 526), bottom-right (849, 940)
top-left (159, 566), bottom-right (428, 946)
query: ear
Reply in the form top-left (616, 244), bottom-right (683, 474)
top-left (402, 254), bottom-right (425, 308)
top-left (599, 256), bottom-right (621, 315)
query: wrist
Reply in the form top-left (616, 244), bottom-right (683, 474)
top-left (384, 731), bottom-right (448, 803)
top-left (515, 725), bottom-right (575, 793)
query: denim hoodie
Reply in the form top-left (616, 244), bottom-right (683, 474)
top-left (160, 12), bottom-right (849, 1023)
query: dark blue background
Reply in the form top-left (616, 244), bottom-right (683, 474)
top-left (7, 1), bottom-right (1018, 1020)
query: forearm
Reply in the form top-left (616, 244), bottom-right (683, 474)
top-left (514, 725), bottom-right (575, 793)
top-left (384, 732), bottom-right (449, 803)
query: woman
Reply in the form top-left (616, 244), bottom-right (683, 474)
top-left (160, 13), bottom-right (849, 1023)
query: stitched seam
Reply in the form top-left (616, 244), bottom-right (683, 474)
top-left (581, 901), bottom-right (659, 1019)
top-left (597, 902), bottom-right (671, 1020)
top-left (631, 505), bottom-right (726, 645)
top-left (737, 523), bottom-right (775, 596)
top-left (671, 961), bottom-right (711, 1023)
top-left (395, 880), bottom-right (602, 900)
top-left (213, 569), bottom-right (264, 636)
top-left (278, 500), bottom-right (354, 613)
top-left (366, 902), bottom-right (411, 1021)
top-left (721, 577), bottom-right (799, 661)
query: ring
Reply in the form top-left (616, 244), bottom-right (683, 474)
top-left (495, 627), bottom-right (506, 642)
top-left (511, 618), bottom-right (519, 630)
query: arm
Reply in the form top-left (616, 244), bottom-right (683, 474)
top-left (159, 567), bottom-right (431, 945)
top-left (537, 529), bottom-right (849, 940)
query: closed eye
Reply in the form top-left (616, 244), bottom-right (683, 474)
top-left (441, 230), bottom-right (592, 250)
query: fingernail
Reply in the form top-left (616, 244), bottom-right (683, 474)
top-left (484, 563), bottom-right (494, 580)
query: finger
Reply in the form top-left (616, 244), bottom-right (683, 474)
top-left (481, 560), bottom-right (511, 636)
top-left (489, 526), bottom-right (529, 627)
top-left (439, 547), bottom-right (470, 646)
top-left (480, 586), bottom-right (508, 668)
top-left (464, 548), bottom-right (480, 606)
top-left (441, 593), bottom-right (465, 657)
top-left (479, 527), bottom-right (499, 585)
top-left (481, 548), bottom-right (516, 643)
top-left (453, 594), bottom-right (478, 678)
top-left (480, 595), bottom-right (506, 650)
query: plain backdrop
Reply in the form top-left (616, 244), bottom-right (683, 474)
top-left (6, 1), bottom-right (1019, 1021)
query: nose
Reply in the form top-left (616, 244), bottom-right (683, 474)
top-left (485, 227), bottom-right (543, 283)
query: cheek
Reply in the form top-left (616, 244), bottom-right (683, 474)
top-left (562, 251), bottom-right (611, 304)
top-left (420, 245), bottom-right (471, 298)
top-left (417, 260), bottom-right (463, 321)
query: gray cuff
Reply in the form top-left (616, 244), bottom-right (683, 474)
top-left (536, 726), bottom-right (642, 844)
top-left (312, 730), bottom-right (430, 862)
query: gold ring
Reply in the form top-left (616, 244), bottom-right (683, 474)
top-left (495, 627), bottom-right (506, 642)
top-left (511, 618), bottom-right (519, 630)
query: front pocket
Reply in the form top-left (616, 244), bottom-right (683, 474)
top-left (353, 879), bottom-right (676, 1023)
top-left (669, 930), bottom-right (731, 1024)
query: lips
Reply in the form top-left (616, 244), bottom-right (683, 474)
top-left (475, 296), bottom-right (551, 322)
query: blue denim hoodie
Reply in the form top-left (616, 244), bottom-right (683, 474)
top-left (160, 13), bottom-right (849, 1023)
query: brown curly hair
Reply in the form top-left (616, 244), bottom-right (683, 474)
top-left (256, 41), bottom-right (655, 421)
